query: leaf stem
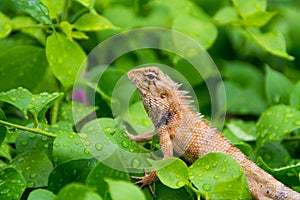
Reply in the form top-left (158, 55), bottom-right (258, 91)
top-left (0, 119), bottom-right (57, 138)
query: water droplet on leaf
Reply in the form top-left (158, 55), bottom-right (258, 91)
top-left (202, 184), bottom-right (211, 191)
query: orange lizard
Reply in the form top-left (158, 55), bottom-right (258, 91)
top-left (127, 66), bottom-right (300, 200)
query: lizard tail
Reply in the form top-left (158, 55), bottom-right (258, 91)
top-left (238, 155), bottom-right (300, 200)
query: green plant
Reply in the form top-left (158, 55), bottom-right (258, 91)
top-left (0, 0), bottom-right (300, 199)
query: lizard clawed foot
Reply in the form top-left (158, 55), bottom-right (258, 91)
top-left (131, 168), bottom-right (157, 196)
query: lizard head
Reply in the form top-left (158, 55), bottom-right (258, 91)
top-left (127, 66), bottom-right (179, 128)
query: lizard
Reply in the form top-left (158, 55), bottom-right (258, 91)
top-left (126, 66), bottom-right (300, 200)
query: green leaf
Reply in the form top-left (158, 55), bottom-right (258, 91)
top-left (11, 16), bottom-right (46, 44)
top-left (0, 167), bottom-right (26, 200)
top-left (172, 14), bottom-right (217, 50)
top-left (222, 61), bottom-right (264, 95)
top-left (46, 33), bottom-right (86, 89)
top-left (155, 181), bottom-right (195, 200)
top-left (0, 143), bottom-right (12, 161)
top-left (243, 11), bottom-right (276, 27)
top-left (74, 13), bottom-right (117, 32)
top-left (150, 158), bottom-right (189, 189)
top-left (0, 45), bottom-right (51, 92)
top-left (86, 158), bottom-right (130, 197)
top-left (80, 118), bottom-right (149, 169)
top-left (120, 101), bottom-right (154, 134)
top-left (59, 101), bottom-right (97, 125)
top-left (290, 81), bottom-right (300, 110)
top-left (213, 6), bottom-right (239, 25)
top-left (0, 87), bottom-right (32, 117)
top-left (265, 66), bottom-right (294, 105)
top-left (251, 31), bottom-right (294, 60)
top-left (226, 119), bottom-right (256, 141)
top-left (232, 0), bottom-right (267, 16)
top-left (11, 0), bottom-right (53, 26)
top-left (256, 105), bottom-right (300, 146)
top-left (257, 157), bottom-right (300, 187)
top-left (251, 141), bottom-right (291, 168)
top-left (106, 179), bottom-right (146, 200)
top-left (48, 158), bottom-right (97, 193)
top-left (15, 125), bottom-right (54, 157)
top-left (41, 0), bottom-right (64, 19)
top-left (223, 81), bottom-right (267, 115)
top-left (0, 12), bottom-right (12, 39)
top-left (28, 189), bottom-right (56, 200)
top-left (56, 183), bottom-right (102, 200)
top-left (29, 92), bottom-right (63, 121)
top-left (53, 130), bottom-right (92, 165)
top-left (189, 152), bottom-right (250, 199)
top-left (0, 88), bottom-right (63, 120)
top-left (11, 150), bottom-right (53, 188)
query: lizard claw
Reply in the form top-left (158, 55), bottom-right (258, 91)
top-left (131, 168), bottom-right (157, 196)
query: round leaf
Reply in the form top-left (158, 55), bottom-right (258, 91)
top-left (150, 157), bottom-right (189, 189)
top-left (106, 179), bottom-right (146, 200)
top-left (256, 105), bottom-right (300, 146)
top-left (48, 158), bottom-right (97, 193)
top-left (53, 130), bottom-right (92, 165)
top-left (16, 127), bottom-right (54, 157)
top-left (28, 189), bottom-right (56, 200)
top-left (0, 167), bottom-right (26, 200)
top-left (11, 150), bottom-right (53, 188)
top-left (56, 183), bottom-right (102, 200)
top-left (86, 160), bottom-right (130, 197)
top-left (189, 152), bottom-right (250, 199)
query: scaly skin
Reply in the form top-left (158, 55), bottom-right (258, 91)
top-left (127, 66), bottom-right (300, 200)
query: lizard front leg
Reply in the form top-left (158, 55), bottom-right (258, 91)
top-left (131, 128), bottom-right (173, 195)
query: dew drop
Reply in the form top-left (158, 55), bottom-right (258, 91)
top-left (176, 181), bottom-right (185, 187)
top-left (84, 140), bottom-right (91, 146)
top-left (223, 159), bottom-right (228, 163)
top-left (84, 148), bottom-right (90, 154)
top-left (21, 140), bottom-right (28, 146)
top-left (202, 184), bottom-right (211, 191)
top-left (41, 136), bottom-right (47, 141)
top-left (131, 158), bottom-right (141, 168)
top-left (87, 126), bottom-right (94, 131)
top-left (27, 181), bottom-right (35, 187)
top-left (79, 133), bottom-right (88, 139)
top-left (204, 165), bottom-right (210, 170)
top-left (44, 143), bottom-right (49, 148)
top-left (54, 143), bottom-right (60, 147)
top-left (95, 143), bottom-right (103, 151)
top-left (17, 157), bottom-right (25, 162)
top-left (221, 168), bottom-right (227, 173)
top-left (214, 175), bottom-right (219, 180)
top-left (121, 140), bottom-right (129, 148)
top-left (30, 173), bottom-right (36, 179)
top-left (29, 133), bottom-right (36, 139)
top-left (9, 96), bottom-right (16, 102)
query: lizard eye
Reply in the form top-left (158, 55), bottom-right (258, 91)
top-left (160, 93), bottom-right (166, 99)
top-left (144, 72), bottom-right (157, 80)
